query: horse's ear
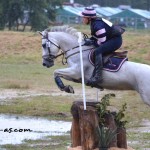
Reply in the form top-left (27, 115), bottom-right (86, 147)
top-left (37, 31), bottom-right (43, 36)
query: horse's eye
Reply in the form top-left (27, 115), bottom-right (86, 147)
top-left (42, 44), bottom-right (46, 48)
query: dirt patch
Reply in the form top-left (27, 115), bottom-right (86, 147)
top-left (0, 88), bottom-right (109, 102)
top-left (0, 89), bottom-right (51, 100)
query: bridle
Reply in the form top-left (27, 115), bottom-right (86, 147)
top-left (40, 31), bottom-right (94, 65)
top-left (41, 36), bottom-right (61, 61)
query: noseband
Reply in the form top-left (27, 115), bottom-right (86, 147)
top-left (42, 34), bottom-right (61, 61)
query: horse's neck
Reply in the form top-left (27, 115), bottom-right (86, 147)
top-left (54, 32), bottom-right (78, 52)
top-left (51, 32), bottom-right (92, 66)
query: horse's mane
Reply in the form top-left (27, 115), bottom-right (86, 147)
top-left (45, 25), bottom-right (79, 38)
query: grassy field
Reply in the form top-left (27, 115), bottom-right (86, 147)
top-left (0, 26), bottom-right (150, 150)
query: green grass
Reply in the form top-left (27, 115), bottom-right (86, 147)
top-left (127, 132), bottom-right (150, 149)
top-left (0, 61), bottom-right (81, 90)
top-left (0, 62), bottom-right (56, 90)
top-left (0, 95), bottom-right (74, 120)
top-left (1, 135), bottom-right (71, 150)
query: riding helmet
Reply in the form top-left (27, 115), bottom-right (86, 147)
top-left (81, 7), bottom-right (97, 18)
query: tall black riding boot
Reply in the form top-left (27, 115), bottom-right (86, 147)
top-left (88, 53), bottom-right (103, 86)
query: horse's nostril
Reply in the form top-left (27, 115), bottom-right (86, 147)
top-left (43, 63), bottom-right (46, 66)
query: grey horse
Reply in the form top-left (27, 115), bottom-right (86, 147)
top-left (40, 26), bottom-right (150, 106)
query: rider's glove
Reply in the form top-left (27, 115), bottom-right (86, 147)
top-left (84, 38), bottom-right (94, 46)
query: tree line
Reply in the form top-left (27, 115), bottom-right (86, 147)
top-left (0, 0), bottom-right (149, 31)
top-left (0, 0), bottom-right (64, 31)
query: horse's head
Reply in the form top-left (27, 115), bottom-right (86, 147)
top-left (40, 30), bottom-right (60, 68)
top-left (40, 26), bottom-right (85, 68)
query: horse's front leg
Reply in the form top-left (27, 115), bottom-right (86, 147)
top-left (55, 76), bottom-right (75, 93)
top-left (54, 67), bottom-right (81, 93)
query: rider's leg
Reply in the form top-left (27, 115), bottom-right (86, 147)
top-left (88, 52), bottom-right (103, 85)
top-left (88, 36), bottom-right (122, 86)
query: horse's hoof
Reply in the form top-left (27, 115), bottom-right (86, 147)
top-left (64, 85), bottom-right (74, 94)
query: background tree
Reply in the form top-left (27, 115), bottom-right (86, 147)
top-left (47, 0), bottom-right (64, 21)
top-left (0, 2), bottom-right (5, 30)
top-left (0, 0), bottom-right (24, 30)
top-left (24, 0), bottom-right (49, 31)
top-left (23, 0), bottom-right (65, 31)
top-left (0, 0), bottom-right (65, 31)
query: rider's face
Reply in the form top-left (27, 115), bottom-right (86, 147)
top-left (82, 17), bottom-right (90, 25)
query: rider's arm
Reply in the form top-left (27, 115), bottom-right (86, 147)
top-left (94, 21), bottom-right (107, 45)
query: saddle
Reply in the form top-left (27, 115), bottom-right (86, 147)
top-left (89, 50), bottom-right (128, 72)
top-left (103, 51), bottom-right (128, 64)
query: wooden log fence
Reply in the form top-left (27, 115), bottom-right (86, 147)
top-left (70, 101), bottom-right (127, 150)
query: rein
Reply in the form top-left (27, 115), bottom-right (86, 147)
top-left (55, 32), bottom-right (93, 65)
top-left (55, 45), bottom-right (80, 65)
top-left (65, 48), bottom-right (93, 60)
top-left (54, 45), bottom-right (82, 59)
top-left (55, 45), bottom-right (92, 65)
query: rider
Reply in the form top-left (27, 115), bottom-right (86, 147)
top-left (81, 7), bottom-right (123, 86)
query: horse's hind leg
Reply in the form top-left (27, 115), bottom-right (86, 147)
top-left (139, 87), bottom-right (150, 106)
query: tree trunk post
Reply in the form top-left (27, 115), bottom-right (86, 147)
top-left (104, 113), bottom-right (117, 147)
top-left (117, 127), bottom-right (127, 148)
top-left (78, 105), bottom-right (99, 150)
top-left (71, 101), bottom-right (81, 147)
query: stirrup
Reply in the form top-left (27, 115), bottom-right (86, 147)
top-left (90, 76), bottom-right (103, 84)
top-left (87, 77), bottom-right (103, 86)
top-left (85, 79), bottom-right (103, 90)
